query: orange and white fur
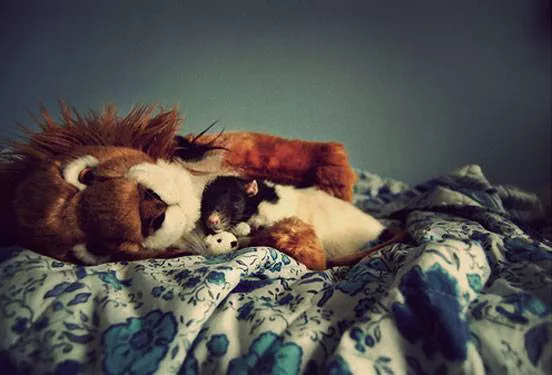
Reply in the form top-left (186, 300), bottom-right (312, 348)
top-left (247, 180), bottom-right (386, 259)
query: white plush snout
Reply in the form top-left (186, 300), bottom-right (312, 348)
top-left (204, 231), bottom-right (240, 255)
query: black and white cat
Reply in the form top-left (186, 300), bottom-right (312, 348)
top-left (246, 180), bottom-right (386, 259)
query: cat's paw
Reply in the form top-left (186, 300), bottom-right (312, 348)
top-left (233, 222), bottom-right (251, 236)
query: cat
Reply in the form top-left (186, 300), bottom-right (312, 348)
top-left (246, 180), bottom-right (386, 259)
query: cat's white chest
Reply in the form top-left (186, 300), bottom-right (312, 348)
top-left (250, 185), bottom-right (385, 258)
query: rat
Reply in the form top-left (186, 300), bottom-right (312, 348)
top-left (200, 175), bottom-right (262, 236)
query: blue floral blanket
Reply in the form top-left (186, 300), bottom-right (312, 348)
top-left (1, 165), bottom-right (550, 374)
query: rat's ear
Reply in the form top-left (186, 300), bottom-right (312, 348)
top-left (243, 180), bottom-right (259, 197)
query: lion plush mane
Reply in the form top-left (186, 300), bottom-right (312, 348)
top-left (0, 104), bottom-right (357, 269)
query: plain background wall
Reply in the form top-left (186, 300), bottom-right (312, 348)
top-left (1, 0), bottom-right (550, 202)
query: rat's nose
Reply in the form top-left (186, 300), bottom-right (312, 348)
top-left (231, 241), bottom-right (238, 248)
top-left (207, 213), bottom-right (220, 226)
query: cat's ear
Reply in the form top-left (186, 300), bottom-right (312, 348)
top-left (243, 180), bottom-right (259, 197)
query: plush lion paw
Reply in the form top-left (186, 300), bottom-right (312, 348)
top-left (232, 222), bottom-right (252, 237)
top-left (251, 216), bottom-right (327, 270)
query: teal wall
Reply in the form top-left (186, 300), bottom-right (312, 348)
top-left (1, 1), bottom-right (550, 200)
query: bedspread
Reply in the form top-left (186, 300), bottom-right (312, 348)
top-left (1, 165), bottom-right (550, 374)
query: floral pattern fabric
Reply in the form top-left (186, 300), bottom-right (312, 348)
top-left (0, 164), bottom-right (550, 374)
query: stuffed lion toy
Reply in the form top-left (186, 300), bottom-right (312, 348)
top-left (0, 104), bottom-right (368, 269)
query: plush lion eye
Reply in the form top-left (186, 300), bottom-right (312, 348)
top-left (151, 212), bottom-right (166, 231)
top-left (144, 188), bottom-right (162, 202)
top-left (62, 155), bottom-right (99, 191)
top-left (78, 167), bottom-right (96, 186)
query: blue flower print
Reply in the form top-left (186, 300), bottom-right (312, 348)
top-left (237, 301), bottom-right (255, 321)
top-left (278, 294), bottom-right (293, 305)
top-left (336, 262), bottom-right (380, 296)
top-left (152, 286), bottom-right (166, 297)
top-left (34, 316), bottom-right (49, 331)
top-left (207, 334), bottom-right (229, 358)
top-left (174, 270), bottom-right (191, 282)
top-left (269, 249), bottom-right (279, 260)
top-left (336, 281), bottom-right (364, 296)
top-left (53, 301), bottom-right (64, 311)
top-left (524, 323), bottom-right (549, 366)
top-left (228, 331), bottom-right (303, 375)
top-left (354, 297), bottom-right (376, 318)
top-left (281, 254), bottom-right (291, 265)
top-left (503, 237), bottom-right (552, 263)
top-left (348, 327), bottom-right (376, 353)
top-left (185, 276), bottom-right (202, 288)
top-left (203, 252), bottom-right (237, 265)
top-left (162, 290), bottom-right (174, 301)
top-left (53, 359), bottom-right (84, 375)
top-left (196, 266), bottom-right (209, 274)
top-left (43, 282), bottom-right (84, 298)
top-left (98, 271), bottom-right (132, 290)
top-left (391, 264), bottom-right (470, 361)
top-left (266, 261), bottom-right (283, 273)
top-left (466, 274), bottom-right (482, 292)
top-left (206, 271), bottom-right (226, 285)
top-left (74, 266), bottom-right (87, 279)
top-left (260, 341), bottom-right (302, 375)
top-left (102, 309), bottom-right (177, 375)
top-left (179, 354), bottom-right (198, 375)
top-left (11, 317), bottom-right (29, 334)
top-left (233, 277), bottom-right (273, 293)
top-left (495, 293), bottom-right (550, 324)
top-left (325, 355), bottom-right (352, 375)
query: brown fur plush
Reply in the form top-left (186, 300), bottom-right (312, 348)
top-left (1, 105), bottom-right (178, 246)
top-left (250, 217), bottom-right (327, 270)
top-left (0, 105), bottom-right (189, 262)
top-left (0, 104), bottom-right (334, 266)
top-left (0, 103), bottom-right (380, 268)
top-left (183, 132), bottom-right (357, 202)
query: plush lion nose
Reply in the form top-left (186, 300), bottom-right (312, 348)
top-left (138, 185), bottom-right (168, 235)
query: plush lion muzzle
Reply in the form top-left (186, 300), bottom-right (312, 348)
top-left (11, 146), bottom-right (202, 264)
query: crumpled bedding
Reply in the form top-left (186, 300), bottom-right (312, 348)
top-left (0, 164), bottom-right (550, 374)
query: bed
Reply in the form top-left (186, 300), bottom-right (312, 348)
top-left (1, 164), bottom-right (550, 374)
